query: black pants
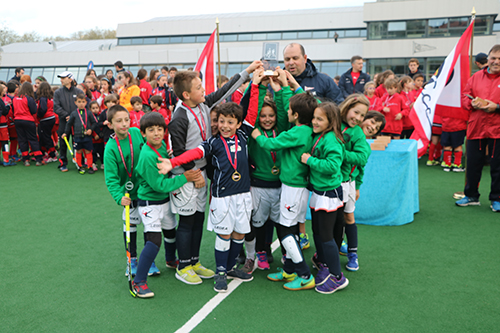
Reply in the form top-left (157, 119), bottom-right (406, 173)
top-left (14, 120), bottom-right (42, 162)
top-left (57, 116), bottom-right (70, 166)
top-left (39, 118), bottom-right (56, 156)
top-left (93, 142), bottom-right (104, 164)
top-left (464, 138), bottom-right (500, 201)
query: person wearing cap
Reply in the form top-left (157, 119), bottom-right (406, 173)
top-left (475, 52), bottom-right (488, 70)
top-left (53, 71), bottom-right (84, 172)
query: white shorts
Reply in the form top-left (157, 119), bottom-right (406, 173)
top-left (341, 180), bottom-right (356, 214)
top-left (250, 186), bottom-right (281, 227)
top-left (279, 184), bottom-right (309, 227)
top-left (170, 170), bottom-right (207, 216)
top-left (138, 201), bottom-right (177, 233)
top-left (122, 206), bottom-right (140, 230)
top-left (309, 191), bottom-right (344, 213)
top-left (207, 192), bottom-right (252, 235)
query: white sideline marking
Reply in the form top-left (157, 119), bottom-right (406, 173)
top-left (175, 239), bottom-right (280, 333)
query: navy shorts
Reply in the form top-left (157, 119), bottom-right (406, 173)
top-left (74, 136), bottom-right (93, 151)
top-left (441, 130), bottom-right (466, 148)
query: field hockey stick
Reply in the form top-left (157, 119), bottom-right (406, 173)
top-left (125, 193), bottom-right (137, 297)
top-left (63, 136), bottom-right (84, 174)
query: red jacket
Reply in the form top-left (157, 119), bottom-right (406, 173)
top-left (375, 85), bottom-right (387, 98)
top-left (366, 95), bottom-right (379, 110)
top-left (37, 97), bottom-right (55, 120)
top-left (13, 96), bottom-right (37, 122)
top-left (462, 68), bottom-right (500, 139)
top-left (232, 89), bottom-right (243, 105)
top-left (130, 110), bottom-right (144, 129)
top-left (400, 91), bottom-right (414, 130)
top-left (139, 79), bottom-right (152, 106)
top-left (378, 93), bottom-right (408, 135)
top-left (442, 116), bottom-right (467, 132)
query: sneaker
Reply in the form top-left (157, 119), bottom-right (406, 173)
top-left (339, 240), bottom-right (347, 256)
top-left (267, 268), bottom-right (297, 282)
top-left (426, 160), bottom-right (438, 166)
top-left (315, 264), bottom-right (330, 286)
top-left (440, 161), bottom-right (447, 167)
top-left (133, 281), bottom-right (154, 298)
top-left (60, 165), bottom-right (68, 172)
top-left (227, 267), bottom-right (253, 282)
top-left (455, 196), bottom-right (480, 207)
top-left (491, 201), bottom-right (500, 212)
top-left (443, 165), bottom-right (452, 172)
top-left (166, 259), bottom-right (179, 269)
top-left (311, 252), bottom-right (322, 270)
top-left (87, 168), bottom-right (95, 174)
top-left (24, 160), bottom-right (30, 167)
top-left (101, 164), bottom-right (105, 170)
top-left (315, 273), bottom-right (349, 295)
top-left (452, 164), bottom-right (465, 172)
top-left (176, 265), bottom-right (202, 285)
top-left (283, 275), bottom-right (315, 291)
top-left (12, 156), bottom-right (21, 162)
top-left (346, 252), bottom-right (359, 271)
top-left (213, 272), bottom-right (228, 293)
top-left (148, 261), bottom-right (161, 276)
top-left (92, 163), bottom-right (98, 172)
top-left (256, 251), bottom-right (270, 270)
top-left (192, 262), bottom-right (215, 279)
top-left (299, 233), bottom-right (310, 250)
top-left (241, 258), bottom-right (255, 273)
top-left (126, 258), bottom-right (138, 277)
top-left (47, 157), bottom-right (58, 163)
top-left (2, 161), bottom-right (15, 166)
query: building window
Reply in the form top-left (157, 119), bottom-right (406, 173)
top-left (183, 36), bottom-right (196, 43)
top-left (493, 22), bottom-right (500, 31)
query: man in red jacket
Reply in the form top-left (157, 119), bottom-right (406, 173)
top-left (456, 44), bottom-right (500, 212)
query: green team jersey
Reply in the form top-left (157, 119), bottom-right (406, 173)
top-left (104, 127), bottom-right (144, 204)
top-left (307, 131), bottom-right (344, 191)
top-left (340, 123), bottom-right (371, 189)
top-left (255, 124), bottom-right (313, 188)
top-left (136, 141), bottom-right (187, 201)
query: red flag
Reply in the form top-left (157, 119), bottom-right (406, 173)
top-left (194, 29), bottom-right (217, 95)
top-left (410, 19), bottom-right (474, 157)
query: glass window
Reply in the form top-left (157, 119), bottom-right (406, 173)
top-left (157, 37), bottom-right (169, 44)
top-left (0, 68), bottom-right (10, 81)
top-left (427, 57), bottom-right (446, 78)
top-left (267, 32), bottom-right (281, 40)
top-left (44, 68), bottom-right (57, 85)
top-left (252, 33), bottom-right (267, 41)
top-left (170, 36), bottom-right (182, 43)
top-left (282, 32), bottom-right (297, 39)
top-left (183, 36), bottom-right (196, 43)
top-left (493, 22), bottom-right (500, 32)
top-left (331, 30), bottom-right (344, 38)
top-left (30, 68), bottom-right (44, 80)
top-left (360, 29), bottom-right (367, 37)
top-left (429, 18), bottom-right (449, 36)
top-left (312, 31), bottom-right (328, 39)
top-left (196, 35), bottom-right (210, 43)
top-left (337, 62), bottom-right (351, 76)
top-left (143, 37), bottom-right (156, 45)
top-left (407, 19), bottom-right (426, 38)
top-left (320, 62), bottom-right (338, 77)
top-left (221, 34), bottom-right (237, 42)
top-left (388, 22), bottom-right (406, 31)
top-left (238, 34), bottom-right (252, 41)
top-left (475, 16), bottom-right (493, 35)
top-left (345, 29), bottom-right (360, 37)
top-left (128, 66), bottom-right (141, 76)
top-left (368, 22), bottom-right (387, 39)
top-left (93, 66), bottom-right (105, 75)
top-left (227, 63), bottom-right (243, 77)
top-left (448, 17), bottom-right (468, 36)
top-left (131, 38), bottom-right (143, 45)
top-left (297, 31), bottom-right (312, 39)
top-left (118, 38), bottom-right (131, 45)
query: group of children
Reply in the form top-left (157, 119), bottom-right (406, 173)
top-left (101, 59), bottom-right (388, 298)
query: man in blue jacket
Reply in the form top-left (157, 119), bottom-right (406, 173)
top-left (283, 43), bottom-right (343, 105)
top-left (339, 55), bottom-right (370, 99)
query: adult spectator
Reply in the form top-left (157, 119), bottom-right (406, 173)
top-left (474, 53), bottom-right (488, 70)
top-left (456, 45), bottom-right (500, 212)
top-left (338, 55), bottom-right (370, 99)
top-left (283, 43), bottom-right (343, 104)
top-left (53, 71), bottom-right (84, 172)
top-left (10, 67), bottom-right (24, 82)
top-left (114, 61), bottom-right (125, 76)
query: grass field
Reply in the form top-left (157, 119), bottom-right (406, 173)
top-left (1, 158), bottom-right (499, 332)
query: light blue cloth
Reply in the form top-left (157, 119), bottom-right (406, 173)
top-left (306, 139), bottom-right (419, 226)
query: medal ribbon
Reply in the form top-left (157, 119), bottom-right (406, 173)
top-left (221, 135), bottom-right (238, 172)
top-left (263, 129), bottom-right (277, 164)
top-left (115, 133), bottom-right (134, 179)
top-left (311, 133), bottom-right (324, 155)
top-left (147, 142), bottom-right (164, 159)
top-left (77, 109), bottom-right (88, 131)
top-left (182, 102), bottom-right (206, 140)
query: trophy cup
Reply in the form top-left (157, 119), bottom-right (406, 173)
top-left (262, 42), bottom-right (279, 77)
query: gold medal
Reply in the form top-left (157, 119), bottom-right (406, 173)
top-left (232, 171), bottom-right (241, 182)
top-left (271, 165), bottom-right (280, 175)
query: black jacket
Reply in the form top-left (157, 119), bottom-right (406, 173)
top-left (53, 85), bottom-right (84, 119)
top-left (339, 68), bottom-right (371, 99)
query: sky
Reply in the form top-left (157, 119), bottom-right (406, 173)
top-left (3, 0), bottom-right (375, 38)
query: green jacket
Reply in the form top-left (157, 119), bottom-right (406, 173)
top-left (341, 123), bottom-right (371, 189)
top-left (307, 131), bottom-right (344, 191)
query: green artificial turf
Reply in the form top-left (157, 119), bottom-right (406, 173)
top-left (1, 159), bottom-right (499, 332)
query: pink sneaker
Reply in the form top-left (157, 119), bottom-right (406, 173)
top-left (256, 251), bottom-right (270, 270)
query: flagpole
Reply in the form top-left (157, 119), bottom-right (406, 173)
top-left (216, 18), bottom-right (222, 89)
top-left (454, 7), bottom-right (475, 200)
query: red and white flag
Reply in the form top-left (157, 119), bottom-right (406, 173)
top-left (410, 19), bottom-right (474, 157)
top-left (194, 29), bottom-right (217, 95)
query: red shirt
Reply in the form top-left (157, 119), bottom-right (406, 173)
top-left (130, 110), bottom-right (145, 129)
top-left (13, 96), bottom-right (37, 122)
top-left (375, 84), bottom-right (387, 98)
top-left (378, 93), bottom-right (408, 135)
top-left (366, 95), bottom-right (379, 110)
top-left (139, 80), bottom-right (152, 106)
top-left (400, 91), bottom-right (414, 130)
top-left (351, 72), bottom-right (360, 87)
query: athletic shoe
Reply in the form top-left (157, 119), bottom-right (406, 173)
top-left (241, 258), bottom-right (255, 273)
top-left (443, 165), bottom-right (452, 172)
top-left (60, 165), bottom-right (68, 172)
top-left (267, 268), bottom-right (297, 282)
top-left (92, 163), bottom-right (98, 172)
top-left (452, 164), bottom-right (465, 172)
top-left (133, 281), bottom-right (154, 298)
top-left (299, 233), bottom-right (310, 250)
top-left (125, 258), bottom-right (138, 277)
top-left (47, 157), bottom-right (58, 163)
top-left (87, 168), bottom-right (95, 174)
top-left (426, 160), bottom-right (438, 166)
top-left (256, 251), bottom-right (270, 270)
top-left (227, 267), bottom-right (253, 282)
top-left (12, 156), bottom-right (21, 162)
top-left (214, 272), bottom-right (228, 293)
top-left (2, 161), bottom-right (15, 166)
top-left (166, 259), bottom-right (179, 269)
top-left (491, 201), bottom-right (500, 212)
top-left (455, 196), bottom-right (480, 207)
top-left (192, 262), bottom-right (215, 279)
top-left (24, 160), bottom-right (30, 167)
top-left (315, 273), bottom-right (349, 295)
top-left (148, 261), bottom-right (161, 276)
top-left (283, 275), bottom-right (315, 291)
top-left (315, 264), bottom-right (330, 286)
top-left (440, 161), bottom-right (447, 167)
top-left (346, 252), bottom-right (359, 271)
top-left (175, 265), bottom-right (202, 285)
top-left (339, 240), bottom-right (347, 256)
top-left (79, 168), bottom-right (85, 175)
top-left (101, 164), bottom-right (105, 170)
top-left (311, 252), bottom-right (322, 270)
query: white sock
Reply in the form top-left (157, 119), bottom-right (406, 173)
top-left (245, 239), bottom-right (256, 259)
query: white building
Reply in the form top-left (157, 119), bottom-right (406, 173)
top-left (0, 0), bottom-right (498, 84)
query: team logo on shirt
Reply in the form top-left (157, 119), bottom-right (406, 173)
top-left (172, 192), bottom-right (180, 199)
top-left (284, 204), bottom-right (296, 213)
top-left (142, 210), bottom-right (153, 218)
top-left (210, 208), bottom-right (217, 216)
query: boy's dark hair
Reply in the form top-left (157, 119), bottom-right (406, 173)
top-left (108, 105), bottom-right (129, 122)
top-left (18, 82), bottom-right (35, 99)
top-left (169, 67), bottom-right (178, 72)
top-left (150, 95), bottom-right (163, 106)
top-left (167, 77), bottom-right (174, 84)
top-left (173, 71), bottom-right (199, 101)
top-left (161, 66), bottom-right (169, 72)
top-left (104, 94), bottom-right (118, 106)
top-left (76, 93), bottom-right (87, 100)
top-left (140, 111), bottom-right (167, 132)
top-left (289, 93), bottom-right (317, 125)
top-left (408, 58), bottom-right (419, 66)
top-left (15, 67), bottom-right (24, 75)
top-left (36, 82), bottom-right (53, 100)
top-left (130, 96), bottom-right (142, 105)
top-left (413, 73), bottom-right (424, 81)
top-left (7, 81), bottom-right (18, 93)
top-left (317, 102), bottom-right (344, 143)
top-left (334, 75), bottom-right (341, 81)
top-left (364, 110), bottom-right (386, 135)
top-left (216, 102), bottom-right (243, 123)
top-left (488, 44), bottom-right (500, 55)
top-left (351, 55), bottom-right (363, 63)
top-left (114, 61), bottom-right (124, 68)
top-left (89, 100), bottom-right (99, 110)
